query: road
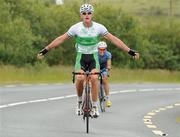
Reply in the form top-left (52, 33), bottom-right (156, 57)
top-left (0, 83), bottom-right (180, 137)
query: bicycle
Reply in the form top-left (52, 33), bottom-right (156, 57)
top-left (72, 71), bottom-right (101, 133)
top-left (72, 71), bottom-right (100, 133)
top-left (99, 69), bottom-right (111, 112)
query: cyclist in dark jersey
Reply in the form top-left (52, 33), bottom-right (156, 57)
top-left (37, 4), bottom-right (139, 118)
top-left (98, 41), bottom-right (112, 107)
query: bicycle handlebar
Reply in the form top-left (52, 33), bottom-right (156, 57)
top-left (72, 71), bottom-right (102, 84)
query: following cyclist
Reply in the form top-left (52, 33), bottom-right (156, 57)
top-left (98, 41), bottom-right (112, 107)
top-left (37, 4), bottom-right (139, 118)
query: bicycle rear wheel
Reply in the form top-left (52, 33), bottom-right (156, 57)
top-left (100, 97), bottom-right (106, 112)
top-left (99, 84), bottom-right (106, 112)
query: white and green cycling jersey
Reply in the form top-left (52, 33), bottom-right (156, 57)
top-left (67, 21), bottom-right (108, 54)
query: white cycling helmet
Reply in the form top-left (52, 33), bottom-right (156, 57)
top-left (80, 4), bottom-right (94, 14)
top-left (98, 41), bottom-right (107, 49)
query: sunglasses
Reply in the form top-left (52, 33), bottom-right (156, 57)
top-left (82, 12), bottom-right (92, 15)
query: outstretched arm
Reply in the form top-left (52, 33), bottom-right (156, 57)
top-left (37, 33), bottom-right (70, 58)
top-left (104, 33), bottom-right (139, 59)
top-left (104, 33), bottom-right (130, 52)
top-left (46, 33), bottom-right (70, 50)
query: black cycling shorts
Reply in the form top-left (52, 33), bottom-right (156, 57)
top-left (75, 52), bottom-right (100, 72)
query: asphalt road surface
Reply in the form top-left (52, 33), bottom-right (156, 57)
top-left (0, 83), bottom-right (180, 137)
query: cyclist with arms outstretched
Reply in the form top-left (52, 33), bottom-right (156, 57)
top-left (37, 4), bottom-right (139, 118)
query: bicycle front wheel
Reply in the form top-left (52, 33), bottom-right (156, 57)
top-left (86, 115), bottom-right (89, 133)
top-left (84, 83), bottom-right (91, 133)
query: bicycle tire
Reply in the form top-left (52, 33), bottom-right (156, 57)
top-left (86, 114), bottom-right (89, 133)
top-left (100, 99), bottom-right (106, 112)
top-left (99, 83), bottom-right (106, 112)
top-left (84, 83), bottom-right (91, 133)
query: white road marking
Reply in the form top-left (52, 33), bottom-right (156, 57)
top-left (166, 105), bottom-right (174, 109)
top-left (4, 85), bottom-right (16, 88)
top-left (159, 108), bottom-right (166, 111)
top-left (156, 88), bottom-right (173, 91)
top-left (144, 121), bottom-right (153, 124)
top-left (110, 91), bottom-right (119, 94)
top-left (0, 88), bottom-right (179, 111)
top-left (144, 115), bottom-right (152, 119)
top-left (119, 89), bottom-right (136, 93)
top-left (152, 130), bottom-right (167, 136)
top-left (174, 103), bottom-right (180, 106)
top-left (65, 95), bottom-right (76, 98)
top-left (148, 112), bottom-right (156, 116)
top-left (146, 125), bottom-right (157, 128)
top-left (153, 109), bottom-right (160, 113)
top-left (140, 89), bottom-right (155, 92)
top-left (28, 99), bottom-right (48, 103)
top-left (143, 118), bottom-right (152, 122)
top-left (7, 102), bottom-right (27, 106)
top-left (0, 105), bottom-right (8, 109)
top-left (47, 96), bottom-right (65, 101)
top-left (144, 102), bottom-right (180, 136)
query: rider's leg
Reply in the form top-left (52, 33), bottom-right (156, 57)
top-left (75, 53), bottom-right (84, 102)
top-left (91, 68), bottom-right (99, 104)
top-left (90, 68), bottom-right (100, 117)
top-left (75, 53), bottom-right (85, 115)
top-left (103, 76), bottom-right (109, 97)
top-left (75, 69), bottom-right (85, 115)
top-left (102, 76), bottom-right (110, 97)
top-left (75, 69), bottom-right (85, 102)
top-left (102, 76), bottom-right (112, 107)
top-left (101, 71), bottom-right (110, 99)
top-left (89, 53), bottom-right (100, 107)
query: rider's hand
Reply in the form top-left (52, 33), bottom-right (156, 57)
top-left (128, 49), bottom-right (140, 60)
top-left (134, 52), bottom-right (140, 60)
top-left (106, 67), bottom-right (111, 72)
top-left (37, 53), bottom-right (44, 60)
top-left (37, 48), bottom-right (48, 60)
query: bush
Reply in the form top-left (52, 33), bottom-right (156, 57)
top-left (0, 0), bottom-right (180, 70)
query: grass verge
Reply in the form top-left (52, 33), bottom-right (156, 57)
top-left (0, 65), bottom-right (180, 85)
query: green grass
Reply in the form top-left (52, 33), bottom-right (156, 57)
top-left (0, 65), bottom-right (73, 84)
top-left (0, 65), bottom-right (180, 85)
top-left (109, 68), bottom-right (180, 83)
